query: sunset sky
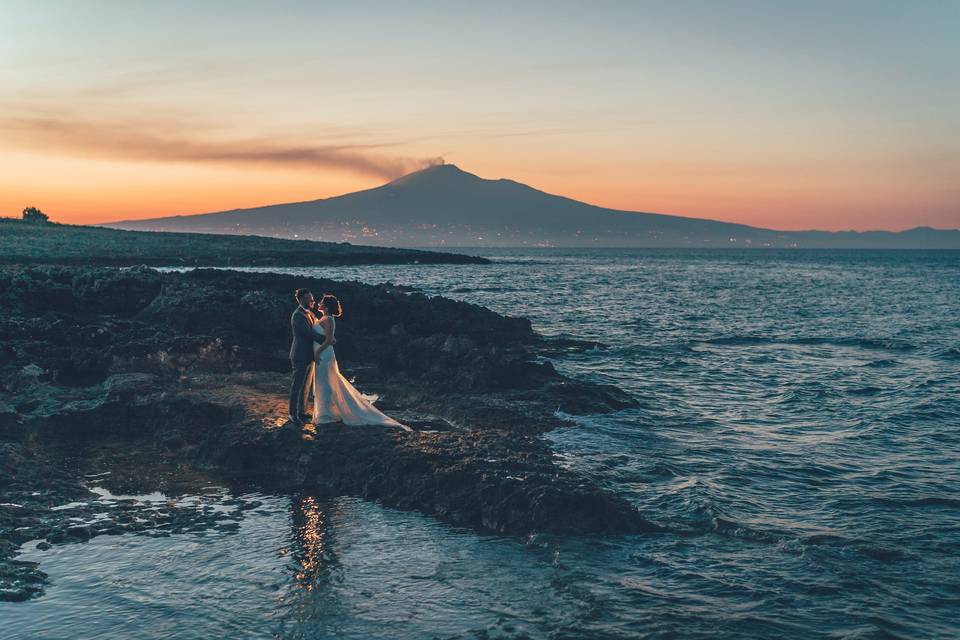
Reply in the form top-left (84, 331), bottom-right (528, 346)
top-left (1, 1), bottom-right (957, 230)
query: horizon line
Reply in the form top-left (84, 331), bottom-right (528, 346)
top-left (80, 163), bottom-right (957, 235)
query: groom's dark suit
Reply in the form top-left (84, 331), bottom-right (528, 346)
top-left (289, 306), bottom-right (324, 420)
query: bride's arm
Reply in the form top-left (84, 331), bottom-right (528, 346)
top-left (315, 316), bottom-right (336, 353)
top-left (296, 312), bottom-right (325, 345)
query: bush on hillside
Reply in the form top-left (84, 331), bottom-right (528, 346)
top-left (22, 207), bottom-right (50, 224)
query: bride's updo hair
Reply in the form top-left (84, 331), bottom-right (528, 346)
top-left (319, 294), bottom-right (342, 317)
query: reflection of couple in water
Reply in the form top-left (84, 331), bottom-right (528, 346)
top-left (287, 288), bottom-right (409, 431)
top-left (290, 495), bottom-right (338, 592)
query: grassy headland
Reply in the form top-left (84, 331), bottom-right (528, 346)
top-left (0, 219), bottom-right (486, 266)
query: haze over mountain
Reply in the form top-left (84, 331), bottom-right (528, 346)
top-left (102, 165), bottom-right (960, 249)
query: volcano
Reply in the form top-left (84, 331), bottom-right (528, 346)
top-left (101, 164), bottom-right (960, 249)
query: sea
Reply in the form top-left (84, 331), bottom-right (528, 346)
top-left (4, 248), bottom-right (959, 639)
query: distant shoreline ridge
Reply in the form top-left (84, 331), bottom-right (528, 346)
top-left (94, 164), bottom-right (960, 250)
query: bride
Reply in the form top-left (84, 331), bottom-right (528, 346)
top-left (310, 294), bottom-right (410, 431)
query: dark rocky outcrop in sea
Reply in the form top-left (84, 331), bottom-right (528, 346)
top-left (0, 265), bottom-right (652, 601)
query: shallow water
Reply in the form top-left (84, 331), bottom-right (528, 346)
top-left (6, 249), bottom-right (960, 639)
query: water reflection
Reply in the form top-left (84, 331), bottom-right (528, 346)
top-left (288, 495), bottom-right (339, 592)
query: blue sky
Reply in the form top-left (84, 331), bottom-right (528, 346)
top-left (1, 0), bottom-right (957, 229)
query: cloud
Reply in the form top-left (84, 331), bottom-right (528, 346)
top-left (0, 112), bottom-right (443, 179)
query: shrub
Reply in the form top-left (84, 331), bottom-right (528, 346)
top-left (22, 207), bottom-right (50, 224)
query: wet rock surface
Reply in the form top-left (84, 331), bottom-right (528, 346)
top-left (0, 265), bottom-right (650, 601)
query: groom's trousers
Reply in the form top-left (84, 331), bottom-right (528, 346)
top-left (289, 358), bottom-right (316, 418)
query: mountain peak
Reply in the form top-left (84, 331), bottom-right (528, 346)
top-left (389, 162), bottom-right (480, 187)
top-left (424, 161), bottom-right (458, 171)
top-left (415, 162), bottom-right (466, 175)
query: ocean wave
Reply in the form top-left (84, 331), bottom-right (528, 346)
top-left (846, 386), bottom-right (883, 396)
top-left (860, 358), bottom-right (899, 368)
top-left (792, 336), bottom-right (917, 351)
top-left (690, 335), bottom-right (918, 352)
top-left (645, 463), bottom-right (684, 478)
top-left (938, 347), bottom-right (960, 360)
top-left (775, 384), bottom-right (835, 404)
top-left (798, 533), bottom-right (849, 546)
top-left (869, 495), bottom-right (960, 509)
top-left (856, 544), bottom-right (912, 563)
top-left (798, 534), bottom-right (913, 563)
top-left (542, 333), bottom-right (609, 352)
top-left (483, 257), bottom-right (551, 265)
top-left (653, 490), bottom-right (780, 542)
top-left (892, 399), bottom-right (960, 423)
top-left (450, 285), bottom-right (517, 293)
top-left (693, 335), bottom-right (771, 347)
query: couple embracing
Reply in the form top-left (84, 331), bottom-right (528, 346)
top-left (288, 288), bottom-right (410, 431)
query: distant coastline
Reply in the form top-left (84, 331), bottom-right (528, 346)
top-left (0, 218), bottom-right (487, 267)
top-left (98, 165), bottom-right (960, 250)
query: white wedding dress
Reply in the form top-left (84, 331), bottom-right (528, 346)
top-left (311, 318), bottom-right (410, 430)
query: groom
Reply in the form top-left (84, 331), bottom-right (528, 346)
top-left (289, 288), bottom-right (329, 425)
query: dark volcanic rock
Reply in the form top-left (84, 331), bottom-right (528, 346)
top-left (0, 265), bottom-right (649, 600)
top-left (0, 265), bottom-right (621, 428)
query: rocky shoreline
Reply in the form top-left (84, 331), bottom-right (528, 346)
top-left (0, 265), bottom-right (653, 601)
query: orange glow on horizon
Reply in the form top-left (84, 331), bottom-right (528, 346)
top-left (2, 3), bottom-right (956, 234)
top-left (2, 154), bottom-right (955, 232)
